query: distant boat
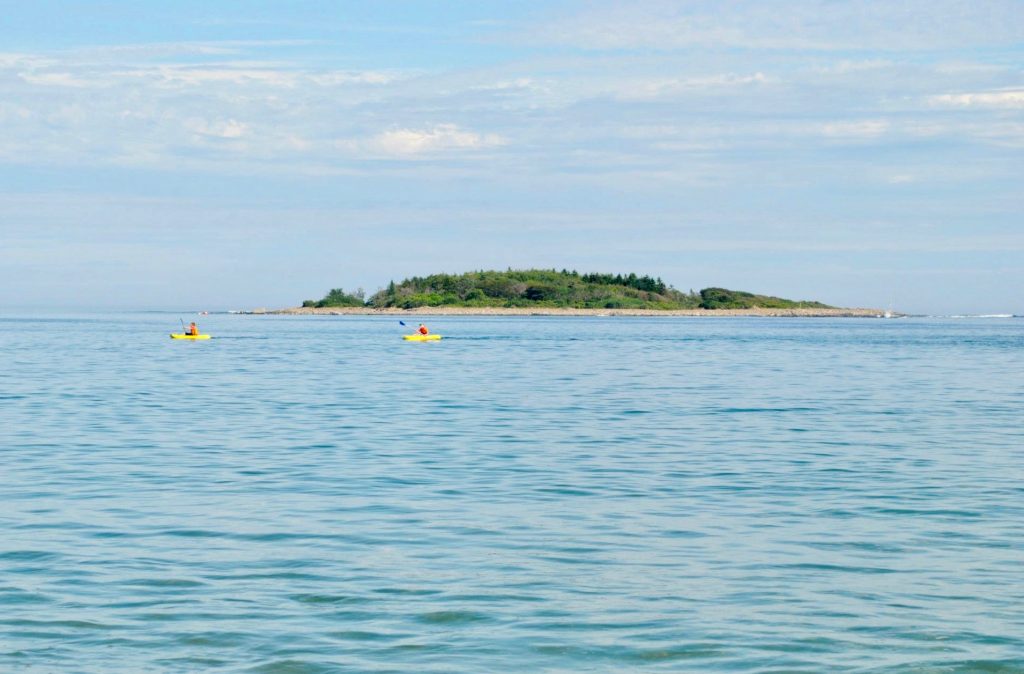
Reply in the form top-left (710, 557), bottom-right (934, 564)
top-left (882, 297), bottom-right (896, 319)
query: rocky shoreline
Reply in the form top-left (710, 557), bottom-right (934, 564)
top-left (253, 306), bottom-right (888, 318)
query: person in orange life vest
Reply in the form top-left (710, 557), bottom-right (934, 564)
top-left (188, 322), bottom-right (199, 336)
top-left (418, 324), bottom-right (429, 335)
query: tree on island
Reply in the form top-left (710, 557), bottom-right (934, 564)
top-left (303, 287), bottom-right (365, 308)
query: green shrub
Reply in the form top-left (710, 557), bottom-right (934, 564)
top-left (699, 287), bottom-right (832, 310)
top-left (315, 288), bottom-right (365, 307)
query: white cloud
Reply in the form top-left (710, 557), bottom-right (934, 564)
top-left (0, 31), bottom-right (1020, 175)
top-left (187, 117), bottom-right (249, 139)
top-left (18, 72), bottom-right (103, 88)
top-left (131, 65), bottom-right (396, 89)
top-left (933, 62), bottom-right (1011, 75)
top-left (820, 120), bottom-right (890, 139)
top-left (471, 78), bottom-right (535, 91)
top-left (0, 53), bottom-right (50, 68)
top-left (309, 71), bottom-right (397, 86)
top-left (929, 90), bottom-right (1024, 108)
top-left (149, 66), bottom-right (299, 88)
top-left (611, 72), bottom-right (770, 101)
top-left (810, 59), bottom-right (894, 75)
top-left (358, 124), bottom-right (505, 157)
top-left (0, 45), bottom-right (432, 168)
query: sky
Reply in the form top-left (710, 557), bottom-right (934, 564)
top-left (1, 1), bottom-right (1022, 314)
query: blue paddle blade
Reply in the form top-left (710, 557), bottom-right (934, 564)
top-left (399, 320), bottom-right (406, 326)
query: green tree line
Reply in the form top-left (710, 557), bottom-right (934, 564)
top-left (304, 269), bottom-right (833, 310)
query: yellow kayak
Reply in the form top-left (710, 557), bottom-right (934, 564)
top-left (403, 334), bottom-right (442, 341)
top-left (170, 333), bottom-right (211, 340)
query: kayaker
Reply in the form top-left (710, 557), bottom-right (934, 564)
top-left (188, 322), bottom-right (199, 336)
top-left (418, 324), bottom-right (429, 335)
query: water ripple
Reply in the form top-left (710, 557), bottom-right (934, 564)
top-left (1, 315), bottom-right (1022, 672)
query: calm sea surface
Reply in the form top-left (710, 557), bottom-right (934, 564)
top-left (1, 314), bottom-right (1022, 673)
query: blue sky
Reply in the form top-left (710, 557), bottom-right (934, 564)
top-left (1, 1), bottom-right (1022, 313)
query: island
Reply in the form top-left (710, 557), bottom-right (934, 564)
top-left (261, 269), bottom-right (884, 317)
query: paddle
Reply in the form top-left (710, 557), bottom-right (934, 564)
top-left (179, 318), bottom-right (186, 333)
top-left (400, 320), bottom-right (432, 337)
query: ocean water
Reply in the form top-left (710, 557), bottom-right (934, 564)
top-left (1, 314), bottom-right (1022, 673)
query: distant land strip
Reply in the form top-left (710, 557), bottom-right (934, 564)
top-left (261, 306), bottom-right (885, 317)
top-left (259, 269), bottom-right (886, 317)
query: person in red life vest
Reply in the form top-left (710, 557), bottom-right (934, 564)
top-left (188, 322), bottom-right (199, 336)
top-left (418, 324), bottom-right (429, 335)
